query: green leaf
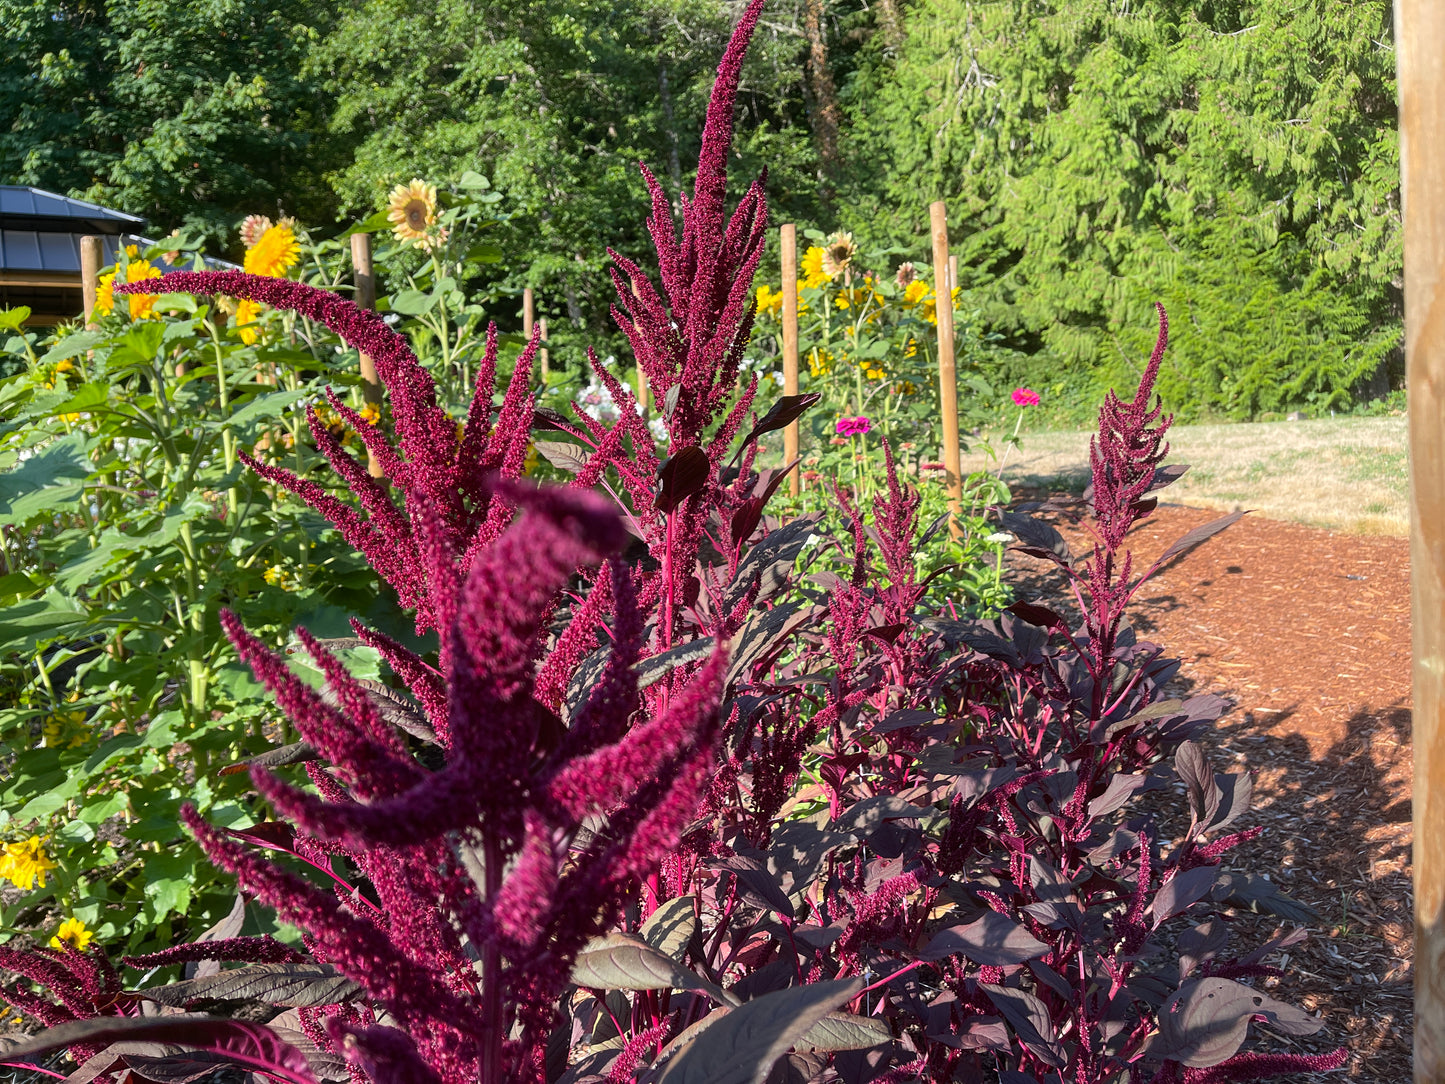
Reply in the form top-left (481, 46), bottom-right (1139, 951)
top-left (0, 307), bottom-right (31, 332)
top-left (0, 434), bottom-right (91, 525)
top-left (387, 289), bottom-right (439, 316)
top-left (466, 243), bottom-right (504, 263)
top-left (0, 592), bottom-right (86, 654)
top-left (39, 332), bottom-right (104, 366)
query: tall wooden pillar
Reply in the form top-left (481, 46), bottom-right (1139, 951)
top-left (1398, 2), bottom-right (1445, 1078)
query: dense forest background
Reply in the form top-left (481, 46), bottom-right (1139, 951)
top-left (0, 0), bottom-right (1401, 421)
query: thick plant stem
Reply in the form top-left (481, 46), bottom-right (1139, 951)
top-left (481, 831), bottom-right (504, 1084)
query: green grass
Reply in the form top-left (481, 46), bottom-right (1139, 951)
top-left (959, 415), bottom-right (1408, 535)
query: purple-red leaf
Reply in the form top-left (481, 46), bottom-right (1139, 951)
top-left (0, 1016), bottom-right (319, 1084)
top-left (1146, 977), bottom-right (1323, 1067)
top-left (919, 912), bottom-right (1049, 967)
top-left (1155, 511), bottom-right (1245, 567)
top-left (656, 446), bottom-right (711, 513)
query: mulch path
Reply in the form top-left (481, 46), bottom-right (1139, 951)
top-left (1004, 499), bottom-right (1412, 1082)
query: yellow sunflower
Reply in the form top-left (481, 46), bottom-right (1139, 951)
top-left (755, 284), bottom-right (783, 318)
top-left (387, 179), bottom-right (437, 246)
top-left (800, 246), bottom-right (831, 288)
top-left (235, 298), bottom-right (265, 345)
top-left (94, 272), bottom-right (116, 317)
top-left (121, 259), bottom-right (163, 321)
top-left (244, 221), bottom-right (301, 278)
top-left (49, 917), bottom-right (93, 952)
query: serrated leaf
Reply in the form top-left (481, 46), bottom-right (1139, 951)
top-left (656, 979), bottom-right (862, 1084)
top-left (919, 912), bottom-right (1049, 966)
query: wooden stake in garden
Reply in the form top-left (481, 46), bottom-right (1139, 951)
top-left (538, 317), bottom-right (550, 383)
top-left (1399, 2), bottom-right (1445, 1078)
top-left (930, 201), bottom-right (963, 537)
top-left (523, 286), bottom-right (534, 341)
top-left (349, 232), bottom-right (385, 478)
top-left (781, 223), bottom-right (801, 496)
top-left (80, 235), bottom-right (102, 329)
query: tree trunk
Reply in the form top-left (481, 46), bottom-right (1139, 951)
top-left (803, 0), bottom-right (841, 182)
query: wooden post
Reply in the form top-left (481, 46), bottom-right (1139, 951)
top-left (637, 364), bottom-right (650, 415)
top-left (80, 236), bottom-right (103, 328)
top-left (523, 286), bottom-right (535, 340)
top-left (1400, 3), bottom-right (1445, 1078)
top-left (350, 232), bottom-right (385, 478)
top-left (930, 202), bottom-right (962, 536)
top-left (781, 224), bottom-right (801, 496)
top-left (948, 253), bottom-right (958, 293)
top-left (538, 317), bottom-right (550, 384)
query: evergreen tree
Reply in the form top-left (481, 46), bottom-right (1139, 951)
top-left (847, 0), bottom-right (1400, 418)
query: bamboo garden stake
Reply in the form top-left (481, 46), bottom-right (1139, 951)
top-left (80, 236), bottom-right (102, 329)
top-left (1398, 1), bottom-right (1445, 1078)
top-left (781, 224), bottom-right (801, 496)
top-left (349, 232), bottom-right (385, 478)
top-left (930, 201), bottom-right (963, 536)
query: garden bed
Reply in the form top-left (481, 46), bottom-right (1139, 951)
top-left (1005, 499), bottom-right (1412, 1082)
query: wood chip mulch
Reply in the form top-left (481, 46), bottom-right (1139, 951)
top-left (1004, 499), bottom-right (1411, 1083)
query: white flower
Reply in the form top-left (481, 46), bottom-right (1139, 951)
top-left (986, 532), bottom-right (1014, 544)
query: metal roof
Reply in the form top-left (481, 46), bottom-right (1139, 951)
top-left (0, 186), bottom-right (145, 228)
top-left (0, 231), bottom-right (144, 273)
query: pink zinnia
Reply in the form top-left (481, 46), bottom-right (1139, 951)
top-left (835, 416), bottom-right (871, 437)
top-left (1012, 387), bottom-right (1040, 407)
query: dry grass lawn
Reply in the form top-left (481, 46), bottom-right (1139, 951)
top-left (959, 416), bottom-right (1408, 536)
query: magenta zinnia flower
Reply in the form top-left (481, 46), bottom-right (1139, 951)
top-left (1012, 387), bottom-right (1040, 407)
top-left (835, 416), bottom-right (871, 437)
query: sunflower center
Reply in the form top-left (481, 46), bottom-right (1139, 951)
top-left (405, 200), bottom-right (428, 231)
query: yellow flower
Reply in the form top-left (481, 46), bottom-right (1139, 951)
top-left (358, 402), bottom-right (381, 426)
top-left (0, 836), bottom-right (57, 891)
top-left (94, 255), bottom-right (161, 320)
top-left (902, 280), bottom-right (931, 308)
top-left (800, 247), bottom-right (832, 288)
top-left (755, 284), bottom-right (783, 318)
top-left (388, 179), bottom-right (437, 246)
top-left (94, 272), bottom-right (116, 317)
top-left (524, 442), bottom-right (540, 476)
top-left (820, 231), bottom-right (857, 278)
top-left (55, 359), bottom-right (74, 373)
top-left (262, 565), bottom-right (286, 586)
top-left (49, 918), bottom-right (93, 953)
top-left (807, 347), bottom-right (833, 378)
top-left (60, 412), bottom-right (81, 424)
top-left (243, 222), bottom-right (301, 278)
top-left (235, 298), bottom-right (264, 345)
top-left (865, 366), bottom-right (886, 381)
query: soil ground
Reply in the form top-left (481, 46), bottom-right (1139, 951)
top-left (1005, 498), bottom-right (1411, 1082)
